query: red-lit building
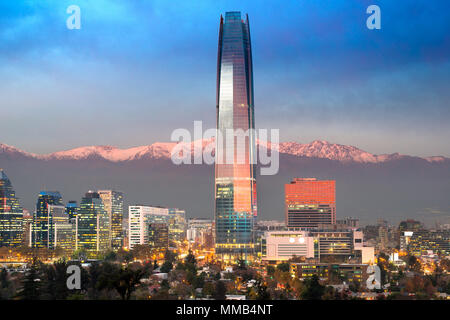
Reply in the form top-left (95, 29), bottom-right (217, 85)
top-left (285, 178), bottom-right (336, 229)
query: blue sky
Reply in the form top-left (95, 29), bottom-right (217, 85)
top-left (1, 0), bottom-right (449, 156)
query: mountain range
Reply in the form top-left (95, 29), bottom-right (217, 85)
top-left (1, 140), bottom-right (449, 226)
top-left (1, 140), bottom-right (448, 163)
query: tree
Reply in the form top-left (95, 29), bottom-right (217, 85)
top-left (213, 281), bottom-right (227, 300)
top-left (160, 261), bottom-right (173, 273)
top-left (266, 265), bottom-right (275, 276)
top-left (300, 275), bottom-right (325, 300)
top-left (0, 268), bottom-right (13, 300)
top-left (276, 263), bottom-right (290, 273)
top-left (98, 264), bottom-right (148, 300)
top-left (185, 250), bottom-right (197, 265)
top-left (17, 259), bottom-right (42, 300)
top-left (164, 249), bottom-right (178, 264)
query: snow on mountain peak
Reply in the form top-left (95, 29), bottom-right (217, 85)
top-left (0, 141), bottom-right (448, 164)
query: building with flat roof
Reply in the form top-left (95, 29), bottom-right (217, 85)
top-left (285, 178), bottom-right (336, 229)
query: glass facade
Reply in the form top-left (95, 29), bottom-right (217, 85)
top-left (98, 190), bottom-right (124, 250)
top-left (215, 12), bottom-right (257, 262)
top-left (32, 191), bottom-right (63, 248)
top-left (76, 191), bottom-right (110, 255)
top-left (0, 169), bottom-right (23, 247)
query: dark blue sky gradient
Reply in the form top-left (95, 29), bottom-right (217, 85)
top-left (1, 0), bottom-right (449, 156)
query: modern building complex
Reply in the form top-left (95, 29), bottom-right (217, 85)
top-left (215, 11), bottom-right (257, 262)
top-left (262, 231), bottom-right (315, 262)
top-left (0, 169), bottom-right (23, 247)
top-left (128, 205), bottom-right (168, 249)
top-left (98, 190), bottom-right (124, 250)
top-left (31, 191), bottom-right (63, 248)
top-left (285, 178), bottom-right (336, 229)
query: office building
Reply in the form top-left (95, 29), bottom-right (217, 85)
top-left (215, 11), bottom-right (257, 262)
top-left (76, 191), bottom-right (110, 254)
top-left (65, 201), bottom-right (78, 221)
top-left (0, 169), bottom-right (23, 247)
top-left (148, 223), bottom-right (169, 249)
top-left (285, 178), bottom-right (336, 229)
top-left (32, 191), bottom-right (63, 248)
top-left (98, 190), bottom-right (124, 250)
top-left (262, 231), bottom-right (315, 263)
top-left (168, 208), bottom-right (187, 244)
top-left (128, 205), bottom-right (169, 249)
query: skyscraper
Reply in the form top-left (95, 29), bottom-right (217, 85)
top-left (32, 191), bottom-right (63, 248)
top-left (98, 190), bottom-right (124, 250)
top-left (0, 169), bottom-right (23, 247)
top-left (65, 201), bottom-right (78, 221)
top-left (285, 178), bottom-right (336, 229)
top-left (215, 12), bottom-right (257, 262)
top-left (76, 191), bottom-right (109, 255)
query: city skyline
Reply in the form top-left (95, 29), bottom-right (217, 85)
top-left (1, 1), bottom-right (449, 157)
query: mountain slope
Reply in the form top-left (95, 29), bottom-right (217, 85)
top-left (1, 140), bottom-right (448, 164)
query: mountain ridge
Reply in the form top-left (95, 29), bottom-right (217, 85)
top-left (0, 140), bottom-right (448, 164)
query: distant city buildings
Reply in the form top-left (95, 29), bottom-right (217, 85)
top-left (0, 169), bottom-right (23, 247)
top-left (187, 218), bottom-right (214, 249)
top-left (285, 178), bottom-right (336, 229)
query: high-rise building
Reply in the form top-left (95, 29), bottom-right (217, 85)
top-left (32, 191), bottom-right (63, 248)
top-left (128, 205), bottom-right (169, 249)
top-left (65, 201), bottom-right (78, 221)
top-left (215, 11), bottom-right (257, 262)
top-left (76, 191), bottom-right (110, 254)
top-left (47, 205), bottom-right (75, 252)
top-left (148, 223), bottom-right (169, 250)
top-left (168, 208), bottom-right (187, 244)
top-left (98, 190), bottom-right (124, 250)
top-left (0, 169), bottom-right (23, 247)
top-left (285, 178), bottom-right (336, 229)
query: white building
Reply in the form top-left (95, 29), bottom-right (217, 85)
top-left (263, 231), bottom-right (315, 262)
top-left (128, 205), bottom-right (169, 249)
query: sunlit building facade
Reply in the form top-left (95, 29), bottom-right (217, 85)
top-left (0, 169), bottom-right (23, 247)
top-left (215, 11), bottom-right (257, 262)
top-left (285, 178), bottom-right (336, 229)
top-left (98, 190), bottom-right (124, 250)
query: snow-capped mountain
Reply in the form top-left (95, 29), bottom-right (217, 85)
top-left (0, 140), bottom-right (447, 163)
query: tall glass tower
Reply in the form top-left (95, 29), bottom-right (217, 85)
top-left (0, 169), bottom-right (23, 247)
top-left (32, 191), bottom-right (63, 248)
top-left (215, 12), bottom-right (257, 263)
